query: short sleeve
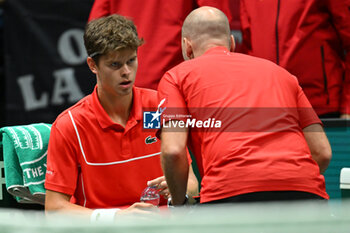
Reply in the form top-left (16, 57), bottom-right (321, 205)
top-left (44, 123), bottom-right (79, 196)
top-left (158, 72), bottom-right (187, 109)
top-left (158, 71), bottom-right (189, 122)
top-left (297, 86), bottom-right (323, 128)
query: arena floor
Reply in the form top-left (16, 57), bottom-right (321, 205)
top-left (1, 199), bottom-right (349, 233)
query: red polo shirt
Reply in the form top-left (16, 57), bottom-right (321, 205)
top-left (45, 86), bottom-right (165, 208)
top-left (158, 46), bottom-right (328, 203)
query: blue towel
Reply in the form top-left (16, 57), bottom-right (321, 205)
top-left (0, 123), bottom-right (51, 205)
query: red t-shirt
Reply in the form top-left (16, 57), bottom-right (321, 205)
top-left (158, 46), bottom-right (329, 203)
top-left (88, 0), bottom-right (236, 90)
top-left (45, 86), bottom-right (165, 208)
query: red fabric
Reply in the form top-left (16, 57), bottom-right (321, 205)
top-left (240, 0), bottom-right (350, 115)
top-left (88, 0), bottom-right (237, 90)
top-left (158, 46), bottom-right (328, 203)
top-left (45, 86), bottom-right (167, 208)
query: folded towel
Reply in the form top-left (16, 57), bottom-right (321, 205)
top-left (0, 123), bottom-right (51, 205)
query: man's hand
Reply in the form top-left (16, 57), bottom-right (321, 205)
top-left (147, 176), bottom-right (170, 199)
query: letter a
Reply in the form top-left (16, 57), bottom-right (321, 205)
top-left (52, 68), bottom-right (84, 105)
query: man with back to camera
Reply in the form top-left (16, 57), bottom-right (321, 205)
top-left (44, 14), bottom-right (198, 220)
top-left (158, 7), bottom-right (332, 205)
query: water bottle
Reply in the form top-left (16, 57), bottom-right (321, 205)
top-left (140, 186), bottom-right (160, 206)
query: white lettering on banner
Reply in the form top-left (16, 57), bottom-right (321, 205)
top-left (16, 29), bottom-right (87, 111)
top-left (51, 68), bottom-right (84, 105)
top-left (17, 75), bottom-right (49, 111)
top-left (17, 68), bottom-right (84, 111)
top-left (58, 29), bottom-right (87, 65)
top-left (0, 161), bottom-right (5, 200)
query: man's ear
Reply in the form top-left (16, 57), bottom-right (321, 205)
top-left (184, 37), bottom-right (194, 60)
top-left (87, 57), bottom-right (98, 74)
top-left (230, 35), bottom-right (236, 52)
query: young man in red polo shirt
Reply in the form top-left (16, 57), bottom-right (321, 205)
top-left (44, 14), bottom-right (198, 220)
top-left (158, 7), bottom-right (332, 205)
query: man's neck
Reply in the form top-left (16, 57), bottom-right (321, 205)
top-left (98, 90), bottom-right (133, 127)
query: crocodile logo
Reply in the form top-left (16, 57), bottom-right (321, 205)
top-left (145, 136), bottom-right (157, 144)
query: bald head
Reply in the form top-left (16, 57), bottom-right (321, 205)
top-left (181, 6), bottom-right (232, 59)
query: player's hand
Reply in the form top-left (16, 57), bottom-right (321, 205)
top-left (147, 176), bottom-right (170, 199)
top-left (116, 202), bottom-right (159, 217)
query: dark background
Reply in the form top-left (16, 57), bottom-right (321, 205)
top-left (1, 0), bottom-right (95, 128)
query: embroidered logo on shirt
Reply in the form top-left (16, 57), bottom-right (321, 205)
top-left (145, 136), bottom-right (157, 144)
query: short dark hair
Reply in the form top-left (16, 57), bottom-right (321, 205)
top-left (84, 14), bottom-right (143, 62)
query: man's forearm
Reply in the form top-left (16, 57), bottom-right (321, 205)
top-left (303, 124), bottom-right (332, 174)
top-left (45, 190), bottom-right (93, 215)
top-left (161, 149), bottom-right (189, 205)
top-left (160, 124), bottom-right (189, 206)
